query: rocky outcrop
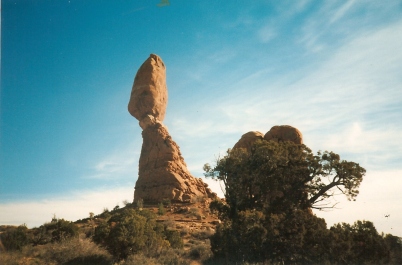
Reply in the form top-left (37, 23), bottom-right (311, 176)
top-left (129, 54), bottom-right (216, 203)
top-left (233, 126), bottom-right (303, 151)
top-left (264, 125), bottom-right (303, 144)
top-left (233, 131), bottom-right (264, 152)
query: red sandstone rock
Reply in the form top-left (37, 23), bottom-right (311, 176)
top-left (129, 54), bottom-right (216, 203)
top-left (264, 125), bottom-right (303, 144)
top-left (128, 54), bottom-right (168, 122)
top-left (233, 131), bottom-right (264, 152)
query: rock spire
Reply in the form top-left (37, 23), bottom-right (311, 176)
top-left (129, 54), bottom-right (215, 203)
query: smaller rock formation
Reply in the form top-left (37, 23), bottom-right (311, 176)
top-left (233, 131), bottom-right (264, 152)
top-left (264, 125), bottom-right (303, 144)
top-left (233, 126), bottom-right (303, 152)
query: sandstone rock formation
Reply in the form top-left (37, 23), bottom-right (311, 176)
top-left (233, 131), bottom-right (264, 152)
top-left (128, 54), bottom-right (167, 122)
top-left (129, 54), bottom-right (216, 203)
top-left (264, 125), bottom-right (303, 144)
top-left (233, 126), bottom-right (303, 152)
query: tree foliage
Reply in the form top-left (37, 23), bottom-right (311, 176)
top-left (204, 139), bottom-right (401, 264)
top-left (204, 140), bottom-right (366, 213)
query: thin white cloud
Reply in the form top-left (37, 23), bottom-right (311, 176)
top-left (329, 0), bottom-right (356, 24)
top-left (160, 18), bottom-right (402, 238)
top-left (257, 24), bottom-right (277, 43)
top-left (0, 187), bottom-right (134, 228)
top-left (84, 140), bottom-right (140, 180)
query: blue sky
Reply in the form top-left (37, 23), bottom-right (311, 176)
top-left (1, 0), bottom-right (402, 236)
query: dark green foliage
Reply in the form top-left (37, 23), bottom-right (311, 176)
top-left (164, 229), bottom-right (183, 249)
top-left (210, 209), bottom-right (330, 264)
top-left (93, 208), bottom-right (183, 260)
top-left (31, 218), bottom-right (79, 244)
top-left (204, 140), bottom-right (366, 213)
top-left (329, 221), bottom-right (391, 265)
top-left (0, 224), bottom-right (30, 251)
top-left (189, 243), bottom-right (213, 260)
top-left (158, 202), bottom-right (166, 215)
top-left (384, 234), bottom-right (402, 264)
top-left (204, 140), bottom-right (402, 264)
top-left (48, 219), bottom-right (79, 242)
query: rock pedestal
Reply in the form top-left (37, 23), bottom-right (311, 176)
top-left (129, 54), bottom-right (215, 203)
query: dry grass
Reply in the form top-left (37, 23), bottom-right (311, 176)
top-left (0, 237), bottom-right (112, 265)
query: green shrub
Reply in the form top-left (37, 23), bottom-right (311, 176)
top-left (0, 237), bottom-right (112, 265)
top-left (136, 198), bottom-right (144, 209)
top-left (93, 208), bottom-right (174, 260)
top-left (157, 202), bottom-right (166, 215)
top-left (189, 243), bottom-right (213, 260)
top-left (39, 237), bottom-right (112, 265)
top-left (162, 198), bottom-right (171, 208)
top-left (164, 229), bottom-right (183, 249)
top-left (30, 218), bottom-right (79, 245)
top-left (157, 248), bottom-right (187, 265)
top-left (122, 253), bottom-right (158, 265)
top-left (0, 224), bottom-right (30, 251)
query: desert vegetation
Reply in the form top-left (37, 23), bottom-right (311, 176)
top-left (1, 140), bottom-right (401, 264)
top-left (203, 139), bottom-right (402, 264)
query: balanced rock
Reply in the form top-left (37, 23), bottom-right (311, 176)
top-left (264, 125), bottom-right (303, 144)
top-left (128, 54), bottom-right (168, 122)
top-left (129, 54), bottom-right (216, 203)
top-left (233, 131), bottom-right (264, 152)
top-left (135, 120), bottom-right (213, 202)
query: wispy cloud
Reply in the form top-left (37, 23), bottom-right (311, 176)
top-left (329, 0), bottom-right (356, 24)
top-left (0, 187), bottom-right (134, 228)
top-left (257, 24), bottom-right (277, 43)
top-left (83, 140), bottom-right (140, 180)
top-left (164, 18), bottom-right (402, 225)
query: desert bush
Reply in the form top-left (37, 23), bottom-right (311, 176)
top-left (136, 198), bottom-right (144, 209)
top-left (39, 237), bottom-right (112, 265)
top-left (0, 237), bottom-right (112, 265)
top-left (162, 198), bottom-right (171, 208)
top-left (0, 250), bottom-right (28, 265)
top-left (164, 229), bottom-right (183, 249)
top-left (93, 208), bottom-right (182, 260)
top-left (191, 229), bottom-right (214, 240)
top-left (180, 227), bottom-right (189, 236)
top-left (164, 216), bottom-right (176, 229)
top-left (48, 219), bottom-right (79, 242)
top-left (188, 243), bottom-right (213, 260)
top-left (156, 248), bottom-right (187, 265)
top-left (189, 207), bottom-right (200, 217)
top-left (31, 218), bottom-right (79, 244)
top-left (0, 224), bottom-right (30, 251)
top-left (157, 202), bottom-right (166, 215)
top-left (122, 253), bottom-right (159, 265)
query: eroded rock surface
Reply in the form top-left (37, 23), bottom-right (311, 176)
top-left (128, 54), bottom-right (168, 122)
top-left (129, 54), bottom-right (216, 203)
top-left (233, 131), bottom-right (264, 152)
top-left (264, 125), bottom-right (303, 144)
